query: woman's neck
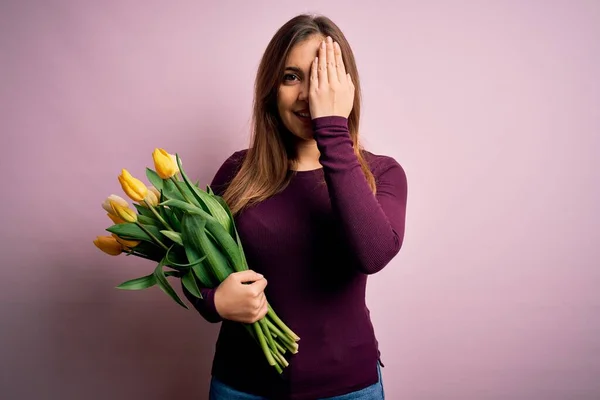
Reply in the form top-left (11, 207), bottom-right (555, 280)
top-left (290, 139), bottom-right (322, 171)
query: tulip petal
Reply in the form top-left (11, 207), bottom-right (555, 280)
top-left (103, 194), bottom-right (129, 214)
top-left (110, 201), bottom-right (138, 223)
top-left (107, 213), bottom-right (126, 225)
top-left (119, 169), bottom-right (148, 202)
top-left (93, 236), bottom-right (123, 256)
top-left (152, 148), bottom-right (178, 179)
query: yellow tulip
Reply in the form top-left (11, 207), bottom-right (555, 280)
top-left (149, 186), bottom-right (161, 200)
top-left (107, 213), bottom-right (125, 225)
top-left (110, 200), bottom-right (138, 223)
top-left (103, 195), bottom-right (129, 222)
top-left (112, 234), bottom-right (140, 249)
top-left (140, 187), bottom-right (159, 207)
top-left (118, 169), bottom-right (148, 202)
top-left (102, 194), bottom-right (128, 213)
top-left (93, 235), bottom-right (123, 256)
top-left (152, 148), bottom-right (179, 179)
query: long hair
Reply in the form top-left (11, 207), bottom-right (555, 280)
top-left (223, 14), bottom-right (377, 215)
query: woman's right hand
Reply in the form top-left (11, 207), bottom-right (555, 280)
top-left (214, 270), bottom-right (268, 323)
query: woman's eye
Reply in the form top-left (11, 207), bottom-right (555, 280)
top-left (283, 74), bottom-right (299, 82)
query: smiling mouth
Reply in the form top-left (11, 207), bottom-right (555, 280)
top-left (294, 111), bottom-right (311, 119)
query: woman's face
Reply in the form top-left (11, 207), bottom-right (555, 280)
top-left (277, 34), bottom-right (324, 141)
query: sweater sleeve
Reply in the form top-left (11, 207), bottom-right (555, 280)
top-left (312, 116), bottom-right (408, 275)
top-left (181, 150), bottom-right (246, 323)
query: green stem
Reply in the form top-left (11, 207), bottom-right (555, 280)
top-left (124, 250), bottom-right (155, 261)
top-left (265, 318), bottom-right (298, 354)
top-left (272, 359), bottom-right (283, 375)
top-left (259, 318), bottom-right (277, 354)
top-left (170, 177), bottom-right (194, 204)
top-left (269, 339), bottom-right (288, 371)
top-left (253, 322), bottom-right (276, 367)
top-left (273, 337), bottom-right (286, 354)
top-left (135, 222), bottom-right (168, 251)
top-left (267, 304), bottom-right (300, 341)
top-left (274, 349), bottom-right (289, 368)
top-left (265, 318), bottom-right (294, 346)
top-left (143, 200), bottom-right (174, 231)
top-left (281, 336), bottom-right (299, 354)
top-left (245, 322), bottom-right (284, 374)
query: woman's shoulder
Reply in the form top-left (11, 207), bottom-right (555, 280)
top-left (209, 149), bottom-right (249, 195)
top-left (218, 149), bottom-right (249, 170)
top-left (362, 149), bottom-right (406, 178)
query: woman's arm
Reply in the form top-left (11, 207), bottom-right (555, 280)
top-left (313, 116), bottom-right (408, 275)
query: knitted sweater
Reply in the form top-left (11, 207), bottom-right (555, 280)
top-left (183, 116), bottom-right (408, 399)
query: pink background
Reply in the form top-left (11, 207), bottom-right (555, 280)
top-left (2, 1), bottom-right (599, 399)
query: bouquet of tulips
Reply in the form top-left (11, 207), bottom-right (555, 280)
top-left (93, 148), bottom-right (300, 374)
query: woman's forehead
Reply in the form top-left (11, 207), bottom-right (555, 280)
top-left (285, 35), bottom-right (324, 66)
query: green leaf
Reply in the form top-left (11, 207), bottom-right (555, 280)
top-left (160, 199), bottom-right (213, 220)
top-left (179, 215), bottom-right (218, 287)
top-left (138, 215), bottom-right (161, 226)
top-left (175, 155), bottom-right (210, 212)
top-left (164, 245), bottom-right (188, 266)
top-left (133, 204), bottom-right (154, 218)
top-left (161, 230), bottom-right (183, 246)
top-left (116, 273), bottom-right (156, 290)
top-left (115, 270), bottom-right (179, 290)
top-left (154, 258), bottom-right (188, 309)
top-left (160, 203), bottom-right (182, 232)
top-left (182, 269), bottom-right (202, 299)
top-left (213, 194), bottom-right (247, 268)
top-left (182, 213), bottom-right (234, 282)
top-left (165, 249), bottom-right (206, 269)
top-left (175, 155), bottom-right (230, 233)
top-left (162, 178), bottom-right (187, 203)
top-left (146, 168), bottom-right (164, 191)
top-left (107, 223), bottom-right (166, 243)
top-left (213, 195), bottom-right (236, 238)
top-left (163, 198), bottom-right (243, 273)
top-left (192, 261), bottom-right (215, 288)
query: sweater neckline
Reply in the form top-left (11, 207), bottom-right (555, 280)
top-left (288, 167), bottom-right (324, 179)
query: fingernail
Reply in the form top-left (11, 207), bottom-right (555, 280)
top-left (328, 36), bottom-right (333, 43)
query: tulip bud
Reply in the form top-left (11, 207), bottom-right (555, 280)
top-left (112, 233), bottom-right (140, 249)
top-left (93, 235), bottom-right (123, 256)
top-left (149, 186), bottom-right (161, 201)
top-left (140, 188), bottom-right (159, 207)
top-left (103, 194), bottom-right (129, 224)
top-left (152, 148), bottom-right (179, 179)
top-left (107, 213), bottom-right (126, 225)
top-left (102, 194), bottom-right (128, 214)
top-left (170, 153), bottom-right (181, 169)
top-left (118, 169), bottom-right (148, 202)
top-left (110, 200), bottom-right (138, 223)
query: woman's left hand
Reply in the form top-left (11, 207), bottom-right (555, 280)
top-left (309, 36), bottom-right (355, 120)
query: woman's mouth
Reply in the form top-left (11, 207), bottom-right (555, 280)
top-left (294, 111), bottom-right (311, 122)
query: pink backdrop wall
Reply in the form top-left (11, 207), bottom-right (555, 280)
top-left (2, 1), bottom-right (599, 399)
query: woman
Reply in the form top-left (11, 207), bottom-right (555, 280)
top-left (183, 13), bottom-right (408, 400)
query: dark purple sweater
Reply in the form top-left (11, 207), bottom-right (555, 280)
top-left (183, 116), bottom-right (408, 399)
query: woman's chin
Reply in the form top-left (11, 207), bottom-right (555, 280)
top-left (287, 125), bottom-right (312, 140)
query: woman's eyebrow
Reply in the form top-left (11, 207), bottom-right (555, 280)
top-left (284, 66), bottom-right (305, 77)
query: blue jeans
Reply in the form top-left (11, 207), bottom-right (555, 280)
top-left (209, 362), bottom-right (384, 400)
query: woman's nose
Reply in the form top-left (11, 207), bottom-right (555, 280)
top-left (298, 81), bottom-right (309, 101)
